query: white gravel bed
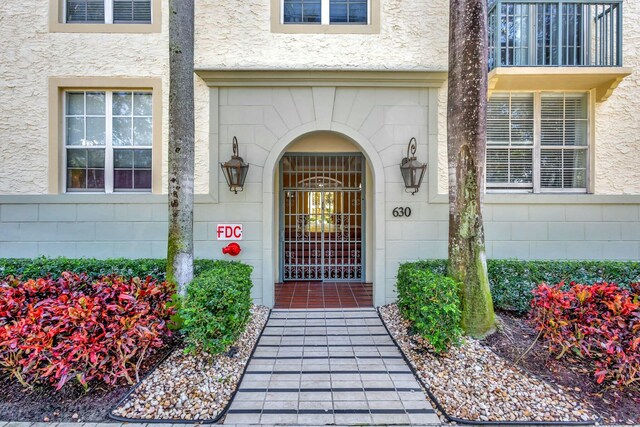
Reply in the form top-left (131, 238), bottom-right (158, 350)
top-left (112, 305), bottom-right (269, 421)
top-left (379, 304), bottom-right (599, 423)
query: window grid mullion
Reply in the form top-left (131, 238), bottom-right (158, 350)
top-left (533, 92), bottom-right (541, 193)
top-left (321, 0), bottom-right (330, 25)
top-left (105, 91), bottom-right (114, 193)
top-left (105, 0), bottom-right (114, 24)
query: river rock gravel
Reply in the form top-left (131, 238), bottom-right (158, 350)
top-left (379, 304), bottom-right (599, 423)
top-left (112, 305), bottom-right (269, 421)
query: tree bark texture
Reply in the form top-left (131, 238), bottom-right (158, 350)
top-left (447, 0), bottom-right (496, 337)
top-left (167, 0), bottom-right (195, 296)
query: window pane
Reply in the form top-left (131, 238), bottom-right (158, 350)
top-left (86, 92), bottom-right (105, 115)
top-left (86, 117), bottom-right (106, 145)
top-left (113, 117), bottom-right (133, 145)
top-left (134, 170), bottom-right (152, 189)
top-left (133, 117), bottom-right (152, 146)
top-left (113, 92), bottom-right (132, 116)
top-left (133, 93), bottom-right (152, 116)
top-left (67, 169), bottom-right (87, 189)
top-left (134, 149), bottom-right (152, 168)
top-left (349, 2), bottom-right (367, 23)
top-left (284, 0), bottom-right (321, 23)
top-left (67, 92), bottom-right (85, 115)
top-left (113, 0), bottom-right (151, 23)
top-left (330, 0), bottom-right (367, 23)
top-left (66, 148), bottom-right (105, 191)
top-left (66, 0), bottom-right (105, 23)
top-left (66, 117), bottom-right (85, 145)
top-left (541, 149), bottom-right (587, 189)
top-left (114, 149), bottom-right (134, 168)
top-left (67, 149), bottom-right (87, 168)
top-left (330, 2), bottom-right (348, 23)
top-left (88, 149), bottom-right (105, 168)
top-left (87, 169), bottom-right (105, 189)
top-left (114, 170), bottom-right (133, 189)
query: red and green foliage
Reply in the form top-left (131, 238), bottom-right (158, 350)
top-left (530, 282), bottom-right (640, 388)
top-left (0, 272), bottom-right (174, 390)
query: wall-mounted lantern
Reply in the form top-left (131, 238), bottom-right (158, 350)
top-left (400, 137), bottom-right (427, 195)
top-left (220, 136), bottom-right (249, 194)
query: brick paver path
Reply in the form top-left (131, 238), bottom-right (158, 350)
top-left (224, 308), bottom-right (441, 425)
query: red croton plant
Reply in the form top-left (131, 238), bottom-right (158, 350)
top-left (0, 272), bottom-right (175, 390)
top-left (530, 281), bottom-right (640, 388)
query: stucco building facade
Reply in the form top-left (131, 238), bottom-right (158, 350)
top-left (0, 0), bottom-right (639, 306)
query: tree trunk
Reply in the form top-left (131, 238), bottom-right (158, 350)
top-left (167, 0), bottom-right (195, 296)
top-left (447, 0), bottom-right (496, 337)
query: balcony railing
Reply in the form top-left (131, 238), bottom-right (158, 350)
top-left (488, 0), bottom-right (623, 70)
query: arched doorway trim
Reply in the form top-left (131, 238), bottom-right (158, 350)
top-left (262, 123), bottom-right (386, 307)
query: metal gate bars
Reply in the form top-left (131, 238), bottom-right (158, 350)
top-left (280, 153), bottom-right (365, 281)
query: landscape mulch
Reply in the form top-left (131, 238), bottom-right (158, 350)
top-left (483, 312), bottom-right (640, 425)
top-left (0, 336), bottom-right (181, 423)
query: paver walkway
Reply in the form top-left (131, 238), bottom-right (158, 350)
top-left (224, 308), bottom-right (440, 425)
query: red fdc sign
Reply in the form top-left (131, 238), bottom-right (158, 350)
top-left (216, 224), bottom-right (243, 241)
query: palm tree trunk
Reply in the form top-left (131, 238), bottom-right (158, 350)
top-left (447, 0), bottom-right (496, 337)
top-left (167, 0), bottom-right (195, 296)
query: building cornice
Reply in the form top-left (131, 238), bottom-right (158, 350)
top-left (194, 69), bottom-right (448, 88)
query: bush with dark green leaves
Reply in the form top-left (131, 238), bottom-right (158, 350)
top-left (179, 261), bottom-right (253, 354)
top-left (400, 259), bottom-right (640, 314)
top-left (0, 257), bottom-right (223, 281)
top-left (396, 264), bottom-right (462, 353)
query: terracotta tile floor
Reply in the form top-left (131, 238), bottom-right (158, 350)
top-left (274, 281), bottom-right (373, 309)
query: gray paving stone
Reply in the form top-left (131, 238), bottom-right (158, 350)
top-left (334, 413), bottom-right (373, 424)
top-left (223, 413), bottom-right (261, 424)
top-left (300, 391), bottom-right (332, 402)
top-left (265, 391), bottom-right (300, 401)
top-left (259, 413), bottom-right (297, 424)
top-left (298, 400), bottom-right (333, 410)
top-left (296, 414), bottom-right (334, 425)
top-left (372, 413), bottom-right (411, 424)
top-left (333, 400), bottom-right (368, 410)
top-left (262, 400), bottom-right (298, 410)
top-left (228, 400), bottom-right (265, 410)
top-left (332, 391), bottom-right (366, 401)
top-left (408, 413), bottom-right (442, 425)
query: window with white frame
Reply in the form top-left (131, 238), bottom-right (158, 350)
top-left (66, 0), bottom-right (151, 24)
top-left (65, 90), bottom-right (153, 193)
top-left (487, 92), bottom-right (589, 192)
top-left (283, 0), bottom-right (368, 24)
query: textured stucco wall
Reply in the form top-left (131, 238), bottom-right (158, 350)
top-left (194, 0), bottom-right (449, 70)
top-left (593, 0), bottom-right (640, 194)
top-left (0, 1), bottom-right (212, 195)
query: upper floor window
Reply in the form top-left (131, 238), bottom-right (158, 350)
top-left (65, 0), bottom-right (151, 24)
top-left (282, 0), bottom-right (369, 25)
top-left (486, 92), bottom-right (589, 193)
top-left (64, 90), bottom-right (153, 193)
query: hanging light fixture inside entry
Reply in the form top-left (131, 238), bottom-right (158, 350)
top-left (400, 137), bottom-right (427, 195)
top-left (220, 136), bottom-right (249, 194)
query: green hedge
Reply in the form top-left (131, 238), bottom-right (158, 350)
top-left (179, 261), bottom-right (253, 354)
top-left (0, 257), bottom-right (223, 281)
top-left (401, 259), bottom-right (640, 314)
top-left (397, 265), bottom-right (462, 353)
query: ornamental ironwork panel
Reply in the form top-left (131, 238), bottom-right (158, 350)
top-left (280, 153), bottom-right (365, 282)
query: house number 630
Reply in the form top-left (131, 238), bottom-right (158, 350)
top-left (392, 207), bottom-right (412, 218)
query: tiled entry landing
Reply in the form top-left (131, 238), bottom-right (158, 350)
top-left (274, 282), bottom-right (373, 309)
top-left (224, 309), bottom-right (440, 425)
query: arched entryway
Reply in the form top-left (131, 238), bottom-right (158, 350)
top-left (261, 128), bottom-right (386, 309)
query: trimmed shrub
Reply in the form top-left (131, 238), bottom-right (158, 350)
top-left (0, 257), bottom-right (224, 281)
top-left (530, 282), bottom-right (640, 388)
top-left (401, 259), bottom-right (640, 314)
top-left (180, 261), bottom-right (253, 354)
top-left (397, 264), bottom-right (462, 353)
top-left (0, 273), bottom-right (174, 390)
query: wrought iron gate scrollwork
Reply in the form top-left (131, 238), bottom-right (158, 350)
top-left (280, 154), bottom-right (365, 282)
